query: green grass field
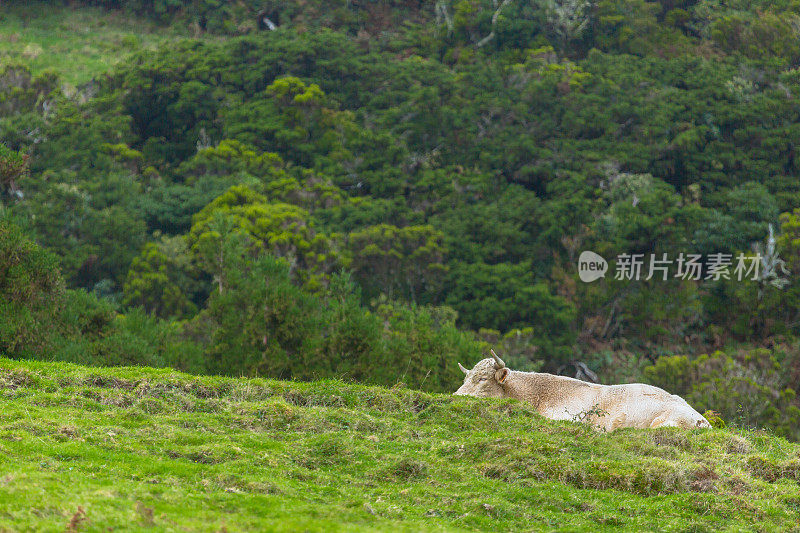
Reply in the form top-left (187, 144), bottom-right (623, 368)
top-left (0, 358), bottom-right (798, 532)
top-left (0, 2), bottom-right (191, 86)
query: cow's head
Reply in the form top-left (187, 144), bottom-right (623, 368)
top-left (453, 350), bottom-right (510, 398)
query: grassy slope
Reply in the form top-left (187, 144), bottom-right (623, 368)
top-left (0, 358), bottom-right (798, 532)
top-left (0, 2), bottom-right (192, 86)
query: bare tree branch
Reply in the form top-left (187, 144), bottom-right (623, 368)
top-left (435, 1), bottom-right (454, 32)
top-left (476, 0), bottom-right (514, 48)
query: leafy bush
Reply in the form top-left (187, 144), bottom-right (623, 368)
top-left (0, 142), bottom-right (29, 201)
top-left (644, 349), bottom-right (800, 441)
top-left (0, 218), bottom-right (63, 356)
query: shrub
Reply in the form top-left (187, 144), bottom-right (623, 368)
top-left (0, 218), bottom-right (64, 357)
top-left (645, 349), bottom-right (800, 441)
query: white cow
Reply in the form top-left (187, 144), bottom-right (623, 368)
top-left (454, 351), bottom-right (710, 431)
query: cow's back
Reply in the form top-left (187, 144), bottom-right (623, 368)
top-left (504, 372), bottom-right (603, 421)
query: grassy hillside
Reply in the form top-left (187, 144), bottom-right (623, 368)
top-left (0, 359), bottom-right (798, 532)
top-left (0, 3), bottom-right (191, 86)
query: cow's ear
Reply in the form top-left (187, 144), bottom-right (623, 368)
top-left (495, 368), bottom-right (509, 384)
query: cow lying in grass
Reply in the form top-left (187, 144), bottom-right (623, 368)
top-left (454, 351), bottom-right (711, 431)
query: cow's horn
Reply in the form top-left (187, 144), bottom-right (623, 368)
top-left (458, 362), bottom-right (469, 374)
top-left (490, 349), bottom-right (505, 368)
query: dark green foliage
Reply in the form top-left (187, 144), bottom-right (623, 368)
top-left (0, 219), bottom-right (203, 371)
top-left (347, 223), bottom-right (447, 302)
top-left (0, 63), bottom-right (57, 116)
top-left (445, 261), bottom-right (576, 362)
top-left (196, 239), bottom-right (327, 379)
top-left (0, 143), bottom-right (28, 201)
top-left (187, 185), bottom-right (341, 290)
top-left (53, 294), bottom-right (204, 372)
top-left (321, 272), bottom-right (386, 383)
top-left (376, 300), bottom-right (480, 391)
top-left (645, 349), bottom-right (800, 441)
top-left (123, 238), bottom-right (198, 319)
top-left (0, 218), bottom-right (63, 356)
top-left (186, 233), bottom-right (478, 390)
top-left (63, 0), bottom-right (438, 35)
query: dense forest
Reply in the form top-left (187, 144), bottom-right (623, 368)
top-left (2, 0), bottom-right (800, 439)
